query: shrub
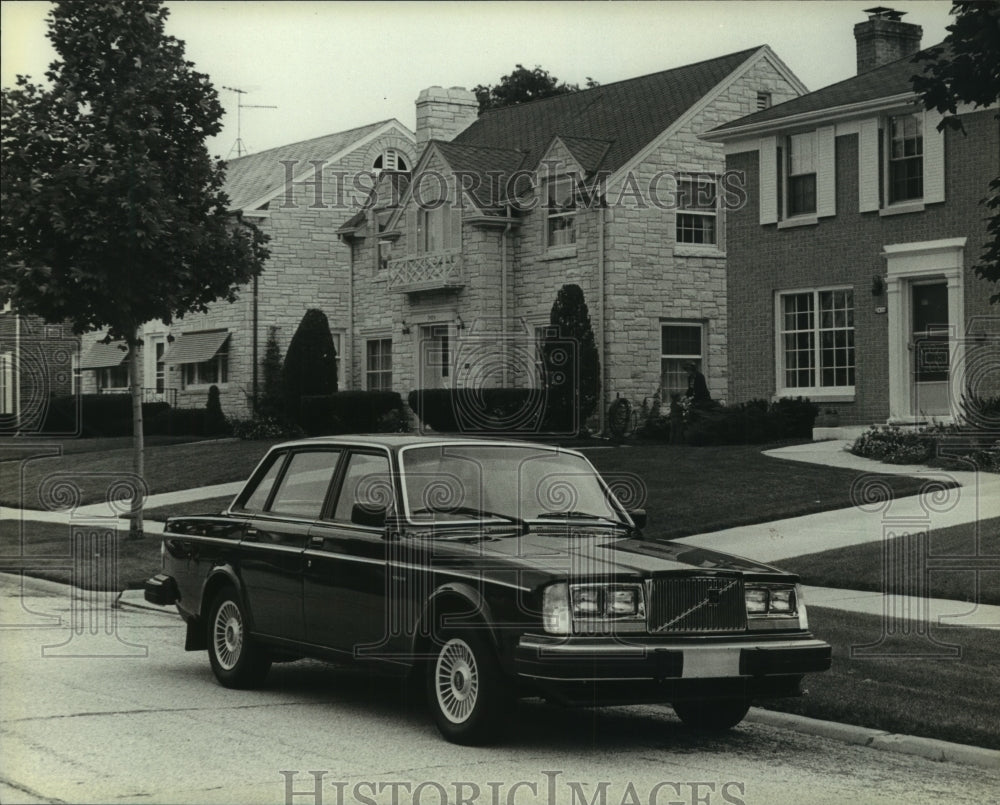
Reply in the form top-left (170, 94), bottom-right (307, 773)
top-left (256, 325), bottom-right (285, 419)
top-left (283, 309), bottom-right (338, 425)
top-left (228, 416), bottom-right (304, 440)
top-left (205, 385), bottom-right (229, 436)
top-left (299, 391), bottom-right (406, 435)
top-left (540, 284), bottom-right (600, 432)
top-left (635, 396), bottom-right (818, 446)
top-left (852, 422), bottom-right (1000, 472)
top-left (408, 388), bottom-right (544, 434)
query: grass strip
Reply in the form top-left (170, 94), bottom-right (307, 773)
top-left (778, 517), bottom-right (1000, 606)
top-left (764, 605), bottom-right (1000, 749)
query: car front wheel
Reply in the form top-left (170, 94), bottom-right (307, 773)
top-left (426, 631), bottom-right (512, 745)
top-left (672, 698), bottom-right (750, 730)
top-left (207, 589), bottom-right (271, 689)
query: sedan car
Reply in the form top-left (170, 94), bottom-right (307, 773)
top-left (146, 435), bottom-right (830, 744)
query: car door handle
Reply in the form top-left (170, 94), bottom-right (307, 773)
top-left (245, 527), bottom-right (258, 539)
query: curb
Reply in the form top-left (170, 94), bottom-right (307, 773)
top-left (747, 708), bottom-right (1000, 770)
top-left (116, 588), bottom-right (178, 616)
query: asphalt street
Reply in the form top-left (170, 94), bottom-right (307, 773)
top-left (2, 574), bottom-right (998, 805)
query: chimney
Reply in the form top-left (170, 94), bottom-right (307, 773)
top-left (415, 86), bottom-right (478, 152)
top-left (854, 7), bottom-right (922, 74)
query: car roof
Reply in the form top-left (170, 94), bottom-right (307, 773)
top-left (272, 433), bottom-right (580, 454)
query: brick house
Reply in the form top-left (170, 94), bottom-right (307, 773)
top-left (0, 307), bottom-right (78, 434)
top-left (339, 51), bottom-right (806, 428)
top-left (701, 8), bottom-right (999, 429)
top-left (76, 119), bottom-right (416, 417)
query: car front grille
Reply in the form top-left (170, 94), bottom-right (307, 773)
top-left (647, 576), bottom-right (747, 633)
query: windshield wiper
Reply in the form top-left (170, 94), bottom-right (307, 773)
top-left (410, 506), bottom-right (529, 534)
top-left (535, 511), bottom-right (639, 534)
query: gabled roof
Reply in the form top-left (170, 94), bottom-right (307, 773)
top-left (433, 141), bottom-right (529, 209)
top-left (707, 43), bottom-right (944, 137)
top-left (223, 120), bottom-right (397, 209)
top-left (453, 46), bottom-right (764, 178)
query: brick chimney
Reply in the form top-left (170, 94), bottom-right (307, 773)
top-left (415, 86), bottom-right (478, 151)
top-left (854, 7), bottom-right (922, 74)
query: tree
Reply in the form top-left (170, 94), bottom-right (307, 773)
top-left (282, 309), bottom-right (338, 425)
top-left (0, 1), bottom-right (269, 537)
top-left (256, 325), bottom-right (285, 419)
top-left (541, 284), bottom-right (600, 433)
top-left (474, 65), bottom-right (599, 114)
top-left (912, 1), bottom-right (1000, 301)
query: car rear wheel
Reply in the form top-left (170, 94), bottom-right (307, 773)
top-left (672, 698), bottom-right (750, 730)
top-left (426, 630), bottom-right (512, 745)
top-left (207, 589), bottom-right (271, 689)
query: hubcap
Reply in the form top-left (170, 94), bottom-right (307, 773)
top-left (435, 638), bottom-right (479, 724)
top-left (213, 600), bottom-right (243, 671)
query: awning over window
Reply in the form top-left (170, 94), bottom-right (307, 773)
top-left (162, 330), bottom-right (230, 364)
top-left (79, 340), bottom-right (128, 370)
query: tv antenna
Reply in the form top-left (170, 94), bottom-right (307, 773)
top-left (222, 86), bottom-right (277, 158)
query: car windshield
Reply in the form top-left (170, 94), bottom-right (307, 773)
top-left (400, 444), bottom-right (626, 526)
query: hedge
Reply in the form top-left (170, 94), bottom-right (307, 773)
top-left (407, 388), bottom-right (546, 434)
top-left (41, 394), bottom-right (230, 437)
top-left (299, 391), bottom-right (406, 435)
top-left (676, 397), bottom-right (818, 446)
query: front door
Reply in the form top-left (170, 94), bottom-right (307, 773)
top-left (419, 325), bottom-right (450, 389)
top-left (911, 281), bottom-right (950, 418)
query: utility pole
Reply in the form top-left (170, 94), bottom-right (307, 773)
top-left (221, 86), bottom-right (277, 158)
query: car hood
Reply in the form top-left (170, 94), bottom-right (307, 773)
top-left (417, 524), bottom-right (787, 578)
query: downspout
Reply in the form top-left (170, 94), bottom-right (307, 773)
top-left (501, 203), bottom-right (512, 385)
top-left (251, 275), bottom-right (259, 413)
top-left (597, 203), bottom-right (606, 435)
top-left (347, 225), bottom-right (356, 391)
top-left (13, 310), bottom-right (20, 424)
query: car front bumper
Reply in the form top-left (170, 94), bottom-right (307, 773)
top-left (515, 635), bottom-right (831, 683)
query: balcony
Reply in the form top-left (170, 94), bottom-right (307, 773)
top-left (387, 250), bottom-right (464, 294)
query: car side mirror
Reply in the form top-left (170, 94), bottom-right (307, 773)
top-left (351, 503), bottom-right (386, 529)
top-left (627, 509), bottom-right (647, 529)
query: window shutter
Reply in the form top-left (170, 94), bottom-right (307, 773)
top-left (406, 204), bottom-right (419, 253)
top-left (858, 118), bottom-right (880, 212)
top-left (449, 202), bottom-right (462, 251)
top-left (759, 136), bottom-right (778, 225)
top-left (816, 126), bottom-right (836, 218)
top-left (923, 110), bottom-right (946, 204)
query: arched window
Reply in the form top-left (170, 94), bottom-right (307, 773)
top-left (372, 149), bottom-right (409, 176)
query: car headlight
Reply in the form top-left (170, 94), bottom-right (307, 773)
top-left (746, 584), bottom-right (806, 630)
top-left (542, 582), bottom-right (645, 634)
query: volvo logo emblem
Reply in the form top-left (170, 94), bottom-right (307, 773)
top-left (707, 588), bottom-right (722, 604)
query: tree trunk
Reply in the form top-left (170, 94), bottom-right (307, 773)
top-left (127, 331), bottom-right (145, 540)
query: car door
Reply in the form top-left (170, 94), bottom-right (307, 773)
top-left (303, 449), bottom-right (397, 658)
top-left (238, 448), bottom-right (343, 643)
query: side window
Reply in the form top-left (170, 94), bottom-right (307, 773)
top-left (267, 450), bottom-right (342, 519)
top-left (333, 452), bottom-right (392, 525)
top-left (239, 452), bottom-right (285, 512)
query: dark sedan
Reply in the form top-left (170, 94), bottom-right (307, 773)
top-left (146, 435), bottom-right (831, 744)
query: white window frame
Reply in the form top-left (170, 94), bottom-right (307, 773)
top-left (419, 203), bottom-right (453, 253)
top-left (775, 286), bottom-right (856, 400)
top-left (0, 350), bottom-right (14, 414)
top-left (783, 131), bottom-right (817, 218)
top-left (181, 347), bottom-right (229, 390)
top-left (675, 174), bottom-right (719, 247)
top-left (97, 364), bottom-right (130, 393)
top-left (660, 321), bottom-right (705, 400)
top-left (545, 176), bottom-right (577, 250)
top-left (365, 337), bottom-right (392, 391)
top-left (884, 112), bottom-right (923, 206)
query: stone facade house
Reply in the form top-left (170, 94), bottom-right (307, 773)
top-left (340, 50), bottom-right (806, 429)
top-left (702, 8), bottom-right (999, 429)
top-left (76, 119), bottom-right (417, 417)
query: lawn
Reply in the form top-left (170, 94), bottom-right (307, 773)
top-left (143, 495), bottom-right (236, 521)
top-left (779, 517), bottom-right (1000, 606)
top-left (584, 443), bottom-right (934, 540)
top-left (0, 438), bottom-right (281, 510)
top-left (765, 606), bottom-right (1000, 750)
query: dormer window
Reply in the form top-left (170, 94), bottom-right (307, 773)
top-left (373, 149), bottom-right (409, 177)
top-left (785, 132), bottom-right (817, 217)
top-left (887, 113), bottom-right (923, 204)
top-left (546, 177), bottom-right (577, 249)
